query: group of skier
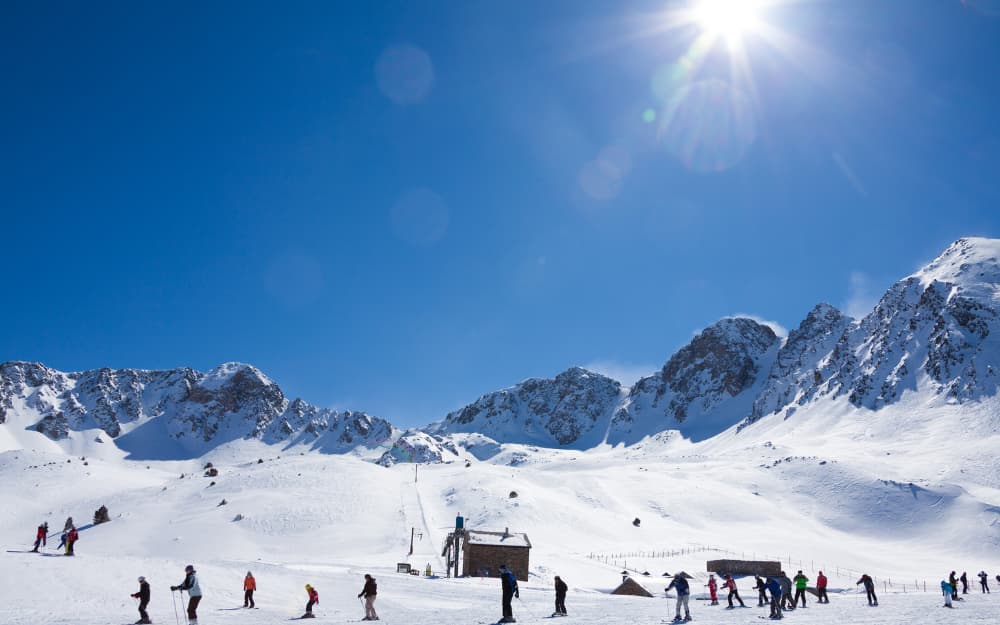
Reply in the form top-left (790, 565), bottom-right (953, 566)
top-left (120, 566), bottom-right (379, 624)
top-left (29, 517), bottom-right (78, 556)
top-left (941, 570), bottom-right (995, 607)
top-left (665, 569), bottom-right (872, 622)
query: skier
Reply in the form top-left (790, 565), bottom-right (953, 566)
top-left (816, 571), bottom-right (829, 604)
top-left (357, 573), bottom-right (378, 621)
top-left (553, 575), bottom-right (568, 616)
top-left (170, 564), bottom-right (202, 624)
top-left (855, 573), bottom-right (877, 606)
top-left (960, 571), bottom-right (969, 594)
top-left (665, 572), bottom-right (691, 622)
top-left (706, 574), bottom-right (718, 605)
top-left (766, 577), bottom-right (782, 620)
top-left (942, 580), bottom-right (953, 608)
top-left (57, 530), bottom-right (68, 551)
top-left (31, 522), bottom-right (48, 552)
top-left (978, 570), bottom-right (990, 593)
top-left (752, 575), bottom-right (768, 606)
top-left (779, 572), bottom-right (794, 610)
top-left (244, 571), bottom-right (256, 608)
top-left (949, 571), bottom-right (958, 601)
top-left (303, 583), bottom-right (319, 619)
top-left (792, 570), bottom-right (809, 607)
top-left (722, 574), bottom-right (745, 608)
top-left (499, 564), bottom-right (519, 623)
top-left (65, 526), bottom-right (79, 556)
top-left (131, 576), bottom-right (151, 624)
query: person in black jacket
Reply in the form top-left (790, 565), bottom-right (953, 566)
top-left (358, 574), bottom-right (378, 621)
top-left (856, 574), bottom-right (878, 606)
top-left (948, 572), bottom-right (959, 601)
top-left (960, 572), bottom-right (969, 594)
top-left (499, 564), bottom-right (519, 623)
top-left (752, 575), bottom-right (768, 606)
top-left (554, 576), bottom-right (568, 616)
top-left (131, 576), bottom-right (151, 624)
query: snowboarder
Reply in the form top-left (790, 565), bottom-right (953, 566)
top-left (722, 574), bottom-right (745, 608)
top-left (779, 572), bottom-right (794, 610)
top-left (942, 580), bottom-right (953, 608)
top-left (358, 573), bottom-right (378, 621)
top-left (792, 570), bottom-right (808, 607)
top-left (131, 576), bottom-right (151, 624)
top-left (553, 575), bottom-right (568, 616)
top-left (303, 583), bottom-right (319, 618)
top-left (752, 575), bottom-right (768, 606)
top-left (65, 526), bottom-right (78, 556)
top-left (170, 564), bottom-right (202, 624)
top-left (499, 564), bottom-right (519, 623)
top-left (856, 573), bottom-right (877, 606)
top-left (815, 571), bottom-right (829, 604)
top-left (244, 571), bottom-right (256, 608)
top-left (960, 571), bottom-right (969, 594)
top-left (949, 571), bottom-right (958, 601)
top-left (766, 577), bottom-right (782, 620)
top-left (978, 570), bottom-right (990, 593)
top-left (706, 574), bottom-right (718, 605)
top-left (665, 572), bottom-right (691, 622)
top-left (31, 522), bottom-right (48, 552)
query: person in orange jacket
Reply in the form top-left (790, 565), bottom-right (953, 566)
top-left (303, 584), bottom-right (319, 618)
top-left (243, 572), bottom-right (256, 608)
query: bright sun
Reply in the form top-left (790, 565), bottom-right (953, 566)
top-left (692, 0), bottom-right (763, 42)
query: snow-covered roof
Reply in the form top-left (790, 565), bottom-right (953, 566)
top-left (465, 530), bottom-right (531, 548)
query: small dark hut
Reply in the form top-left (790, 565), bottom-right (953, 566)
top-left (461, 528), bottom-right (531, 581)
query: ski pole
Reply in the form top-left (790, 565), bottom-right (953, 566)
top-left (171, 588), bottom-right (181, 625)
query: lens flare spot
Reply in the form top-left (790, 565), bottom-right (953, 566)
top-left (391, 188), bottom-right (449, 246)
top-left (375, 44), bottom-right (435, 105)
top-left (642, 108), bottom-right (657, 123)
top-left (658, 79), bottom-right (756, 173)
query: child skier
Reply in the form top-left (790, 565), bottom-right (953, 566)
top-left (665, 572), bottom-right (691, 622)
top-left (170, 564), bottom-right (202, 625)
top-left (753, 575), bottom-right (768, 606)
top-left (303, 583), bottom-right (319, 618)
top-left (706, 574), bottom-right (718, 605)
top-left (244, 572), bottom-right (256, 608)
top-left (131, 576), bottom-right (151, 624)
top-left (357, 573), bottom-right (378, 621)
top-left (942, 580), bottom-right (953, 608)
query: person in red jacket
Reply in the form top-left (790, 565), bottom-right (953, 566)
top-left (65, 526), bottom-right (79, 556)
top-left (31, 522), bottom-right (48, 552)
top-left (243, 572), bottom-right (256, 608)
top-left (816, 571), bottom-right (829, 604)
top-left (303, 584), bottom-right (319, 618)
top-left (722, 574), bottom-right (745, 608)
top-left (706, 575), bottom-right (719, 605)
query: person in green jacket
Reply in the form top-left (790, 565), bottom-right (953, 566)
top-left (792, 571), bottom-right (809, 608)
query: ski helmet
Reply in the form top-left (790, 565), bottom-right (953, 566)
top-left (138, 576), bottom-right (146, 582)
top-left (185, 564), bottom-right (195, 573)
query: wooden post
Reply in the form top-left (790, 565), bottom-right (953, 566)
top-left (409, 527), bottom-right (415, 555)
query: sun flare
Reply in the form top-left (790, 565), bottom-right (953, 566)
top-left (692, 0), bottom-right (763, 42)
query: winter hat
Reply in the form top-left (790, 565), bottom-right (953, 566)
top-left (185, 565), bottom-right (195, 573)
top-left (247, 571), bottom-right (253, 576)
top-left (365, 574), bottom-right (372, 580)
top-left (138, 576), bottom-right (146, 582)
top-left (305, 584), bottom-right (312, 590)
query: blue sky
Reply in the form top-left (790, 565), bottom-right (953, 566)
top-left (2, 1), bottom-right (999, 427)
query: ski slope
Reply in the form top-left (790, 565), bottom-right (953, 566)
top-left (2, 396), bottom-right (1000, 625)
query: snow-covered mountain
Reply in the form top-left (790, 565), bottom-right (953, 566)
top-left (0, 361), bottom-right (397, 459)
top-left (3, 237), bottom-right (1000, 460)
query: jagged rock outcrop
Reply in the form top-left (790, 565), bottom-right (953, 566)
top-left (0, 361), bottom-right (396, 458)
top-left (376, 431), bottom-right (460, 466)
top-left (427, 367), bottom-right (622, 448)
top-left (610, 317), bottom-right (780, 443)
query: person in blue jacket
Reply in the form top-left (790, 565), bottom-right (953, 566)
top-left (499, 564), bottom-right (519, 623)
top-left (665, 572), bottom-right (691, 622)
top-left (941, 580), bottom-right (953, 608)
top-left (766, 577), bottom-right (783, 620)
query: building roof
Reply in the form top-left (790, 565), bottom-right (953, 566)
top-left (465, 530), bottom-right (531, 548)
